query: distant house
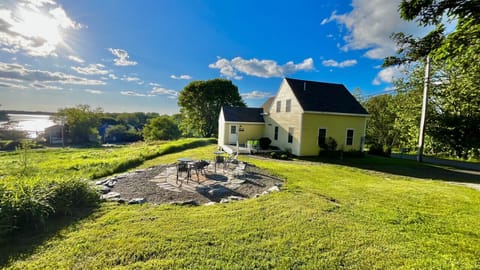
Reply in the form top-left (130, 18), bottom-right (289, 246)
top-left (218, 78), bottom-right (369, 156)
top-left (44, 124), bottom-right (64, 145)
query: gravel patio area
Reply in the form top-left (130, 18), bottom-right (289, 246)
top-left (96, 161), bottom-right (284, 206)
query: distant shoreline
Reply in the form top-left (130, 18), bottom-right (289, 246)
top-left (1, 110), bottom-right (55, 116)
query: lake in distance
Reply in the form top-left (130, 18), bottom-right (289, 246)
top-left (0, 114), bottom-right (56, 138)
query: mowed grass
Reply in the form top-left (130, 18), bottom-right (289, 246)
top-left (0, 138), bottom-right (214, 180)
top-left (3, 145), bottom-right (480, 269)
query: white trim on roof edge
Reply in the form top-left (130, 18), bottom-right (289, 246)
top-left (303, 111), bottom-right (369, 117)
top-left (223, 121), bottom-right (265, 125)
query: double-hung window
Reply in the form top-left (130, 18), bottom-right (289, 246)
top-left (274, 126), bottom-right (279, 140)
top-left (276, 101), bottom-right (281, 112)
top-left (288, 127), bottom-right (294, 143)
top-left (318, 128), bottom-right (327, 147)
top-left (285, 99), bottom-right (291, 112)
top-left (346, 129), bottom-right (354, 146)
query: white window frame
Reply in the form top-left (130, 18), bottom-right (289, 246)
top-left (288, 127), bottom-right (294, 143)
top-left (346, 128), bottom-right (354, 146)
top-left (276, 100), bottom-right (281, 113)
top-left (274, 126), bottom-right (279, 140)
top-left (285, 99), bottom-right (291, 112)
top-left (318, 128), bottom-right (327, 147)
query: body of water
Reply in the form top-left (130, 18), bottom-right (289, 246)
top-left (0, 114), bottom-right (56, 138)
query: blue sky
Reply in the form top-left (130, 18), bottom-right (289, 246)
top-left (0, 0), bottom-right (427, 114)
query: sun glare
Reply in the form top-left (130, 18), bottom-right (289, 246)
top-left (14, 8), bottom-right (63, 46)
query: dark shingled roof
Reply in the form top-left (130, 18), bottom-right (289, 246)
top-left (222, 106), bottom-right (264, 123)
top-left (285, 78), bottom-right (368, 115)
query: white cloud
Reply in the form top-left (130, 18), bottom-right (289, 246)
top-left (170, 74), bottom-right (192, 80)
top-left (0, 0), bottom-right (83, 57)
top-left (108, 48), bottom-right (137, 66)
top-left (121, 76), bottom-right (140, 82)
top-left (151, 86), bottom-right (178, 99)
top-left (149, 82), bottom-right (161, 87)
top-left (241, 90), bottom-right (272, 100)
top-left (0, 80), bottom-right (27, 89)
top-left (30, 82), bottom-right (62, 90)
top-left (71, 64), bottom-right (108, 75)
top-left (372, 66), bottom-right (403, 85)
top-left (322, 0), bottom-right (425, 59)
top-left (120, 90), bottom-right (152, 97)
top-left (68, 55), bottom-right (84, 63)
top-left (108, 73), bottom-right (118, 80)
top-left (0, 61), bottom-right (105, 85)
top-left (322, 59), bottom-right (357, 68)
top-left (209, 57), bottom-right (314, 79)
top-left (85, 89), bottom-right (103, 94)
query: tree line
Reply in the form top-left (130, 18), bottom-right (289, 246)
top-left (364, 0), bottom-right (479, 159)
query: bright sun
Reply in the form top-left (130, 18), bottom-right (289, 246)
top-left (13, 8), bottom-right (63, 46)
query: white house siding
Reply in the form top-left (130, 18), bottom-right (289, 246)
top-left (264, 79), bottom-right (303, 156)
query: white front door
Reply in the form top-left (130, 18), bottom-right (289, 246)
top-left (228, 125), bottom-right (238, 144)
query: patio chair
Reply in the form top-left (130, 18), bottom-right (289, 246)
top-left (214, 155), bottom-right (226, 173)
top-left (192, 160), bottom-right (209, 182)
top-left (176, 162), bottom-right (191, 184)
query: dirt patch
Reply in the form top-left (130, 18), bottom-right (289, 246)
top-left (97, 162), bottom-right (284, 205)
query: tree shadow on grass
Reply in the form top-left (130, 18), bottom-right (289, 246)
top-left (0, 207), bottom-right (98, 267)
top-left (299, 155), bottom-right (480, 185)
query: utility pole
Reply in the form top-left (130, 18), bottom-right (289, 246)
top-left (417, 56), bottom-right (430, 162)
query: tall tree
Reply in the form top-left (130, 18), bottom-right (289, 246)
top-left (142, 115), bottom-right (180, 141)
top-left (178, 79), bottom-right (246, 137)
top-left (364, 94), bottom-right (399, 148)
top-left (54, 105), bottom-right (102, 144)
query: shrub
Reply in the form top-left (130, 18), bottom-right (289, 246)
top-left (368, 144), bottom-right (391, 157)
top-left (0, 177), bottom-right (99, 238)
top-left (259, 137), bottom-right (272, 150)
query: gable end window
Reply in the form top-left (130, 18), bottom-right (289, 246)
top-left (276, 101), bottom-right (281, 112)
top-left (286, 99), bottom-right (291, 112)
top-left (274, 126), bottom-right (279, 140)
top-left (318, 128), bottom-right (327, 147)
top-left (346, 129), bottom-right (354, 146)
top-left (288, 127), bottom-right (294, 143)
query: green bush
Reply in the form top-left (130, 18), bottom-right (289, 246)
top-left (0, 177), bottom-right (99, 238)
top-left (368, 144), bottom-right (391, 157)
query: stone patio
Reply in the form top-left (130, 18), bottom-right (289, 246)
top-left (97, 160), bottom-right (283, 206)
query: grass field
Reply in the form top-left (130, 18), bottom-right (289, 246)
top-left (1, 143), bottom-right (479, 269)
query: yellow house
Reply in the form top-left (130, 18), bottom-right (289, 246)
top-left (218, 78), bottom-right (369, 156)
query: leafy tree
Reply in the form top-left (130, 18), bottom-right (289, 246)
top-left (0, 105), bottom-right (8, 122)
top-left (54, 105), bottom-right (102, 144)
top-left (178, 79), bottom-right (246, 137)
top-left (142, 115), bottom-right (180, 141)
top-left (397, 0), bottom-right (480, 65)
top-left (363, 94), bottom-right (399, 148)
top-left (104, 124), bottom-right (141, 143)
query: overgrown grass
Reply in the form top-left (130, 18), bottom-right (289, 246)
top-left (0, 138), bottom-right (215, 240)
top-left (2, 146), bottom-right (479, 269)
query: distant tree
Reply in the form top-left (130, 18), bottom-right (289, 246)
top-left (178, 79), bottom-right (246, 137)
top-left (364, 94), bottom-right (399, 149)
top-left (104, 124), bottom-right (141, 143)
top-left (54, 105), bottom-right (102, 144)
top-left (142, 115), bottom-right (180, 141)
top-left (0, 106), bottom-right (8, 122)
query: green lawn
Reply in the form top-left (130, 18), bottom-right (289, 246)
top-left (2, 144), bottom-right (480, 269)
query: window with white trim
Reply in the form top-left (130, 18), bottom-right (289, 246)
top-left (288, 127), bottom-right (294, 143)
top-left (318, 128), bottom-right (327, 147)
top-left (276, 100), bottom-right (281, 112)
top-left (346, 129), bottom-right (354, 146)
top-left (285, 99), bottom-right (291, 112)
top-left (274, 126), bottom-right (279, 140)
